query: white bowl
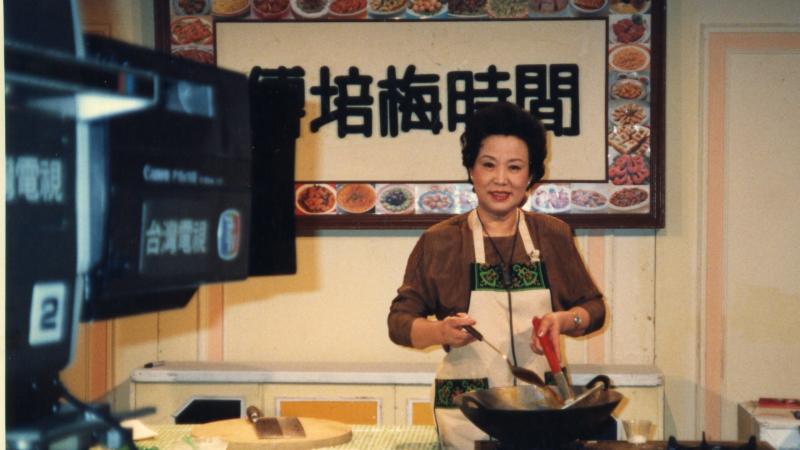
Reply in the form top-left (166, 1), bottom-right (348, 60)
top-left (569, 0), bottom-right (607, 16)
top-left (405, 2), bottom-right (447, 19)
top-left (291, 0), bottom-right (330, 19)
top-left (172, 0), bottom-right (212, 15)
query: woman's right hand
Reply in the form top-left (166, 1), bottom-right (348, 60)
top-left (410, 313), bottom-right (476, 349)
top-left (440, 313), bottom-right (477, 348)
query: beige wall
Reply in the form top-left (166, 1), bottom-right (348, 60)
top-left (63, 0), bottom-right (800, 441)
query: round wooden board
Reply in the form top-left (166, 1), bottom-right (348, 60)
top-left (191, 417), bottom-right (352, 449)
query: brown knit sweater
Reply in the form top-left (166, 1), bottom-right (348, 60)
top-left (388, 211), bottom-right (606, 347)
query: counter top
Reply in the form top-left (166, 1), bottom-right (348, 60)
top-left (132, 424), bottom-right (438, 449)
top-left (131, 361), bottom-right (663, 387)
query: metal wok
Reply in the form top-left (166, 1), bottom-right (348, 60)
top-left (454, 375), bottom-right (622, 448)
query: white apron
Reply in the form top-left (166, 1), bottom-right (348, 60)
top-left (433, 209), bottom-right (553, 450)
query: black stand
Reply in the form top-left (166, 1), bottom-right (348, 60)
top-left (6, 375), bottom-right (155, 450)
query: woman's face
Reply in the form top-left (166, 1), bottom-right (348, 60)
top-left (468, 135), bottom-right (532, 220)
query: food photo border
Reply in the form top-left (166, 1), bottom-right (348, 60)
top-left (154, 0), bottom-right (665, 230)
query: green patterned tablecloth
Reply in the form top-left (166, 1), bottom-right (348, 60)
top-left (134, 424), bottom-right (439, 450)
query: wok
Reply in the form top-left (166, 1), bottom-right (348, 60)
top-left (454, 375), bottom-right (622, 448)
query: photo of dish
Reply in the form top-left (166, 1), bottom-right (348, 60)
top-left (609, 186), bottom-right (649, 211)
top-left (609, 44), bottom-right (650, 73)
top-left (487, 0), bottom-right (528, 18)
top-left (406, 0), bottom-right (447, 18)
top-left (569, 0), bottom-right (607, 16)
top-left (609, 153), bottom-right (650, 185)
top-left (211, 0), bottom-right (251, 16)
top-left (609, 0), bottom-right (649, 14)
top-left (368, 0), bottom-right (407, 17)
top-left (291, 0), bottom-right (330, 18)
top-left (608, 124), bottom-right (650, 156)
top-left (531, 184), bottom-right (571, 214)
top-left (417, 189), bottom-right (455, 214)
top-left (611, 75), bottom-right (649, 101)
top-left (528, 0), bottom-right (568, 16)
top-left (610, 101), bottom-right (649, 127)
top-left (328, 0), bottom-right (367, 18)
top-left (570, 188), bottom-right (608, 211)
top-left (447, 0), bottom-right (487, 17)
top-left (172, 0), bottom-right (210, 15)
top-left (610, 14), bottom-right (649, 45)
top-left (170, 17), bottom-right (213, 46)
top-left (252, 0), bottom-right (292, 18)
top-left (171, 47), bottom-right (214, 65)
top-left (337, 183), bottom-right (376, 214)
top-left (377, 184), bottom-right (415, 214)
top-left (296, 184), bottom-right (337, 215)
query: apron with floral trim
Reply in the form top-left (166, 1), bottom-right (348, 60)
top-left (433, 209), bottom-right (553, 450)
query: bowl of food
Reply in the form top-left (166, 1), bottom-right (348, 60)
top-left (570, 188), bottom-right (608, 212)
top-left (406, 0), bottom-right (447, 19)
top-left (610, 101), bottom-right (649, 127)
top-left (569, 0), bottom-right (607, 16)
top-left (611, 14), bottom-right (649, 44)
top-left (252, 0), bottom-right (291, 18)
top-left (290, 0), bottom-right (330, 18)
top-left (172, 0), bottom-right (211, 15)
top-left (610, 75), bottom-right (648, 101)
top-left (609, 44), bottom-right (650, 73)
top-left (447, 0), bottom-right (487, 17)
top-left (171, 46), bottom-right (215, 64)
top-left (608, 124), bottom-right (650, 158)
top-left (170, 16), bottom-right (214, 46)
top-left (328, 0), bottom-right (367, 19)
top-left (377, 184), bottom-right (415, 214)
top-left (368, 0), bottom-right (407, 18)
top-left (417, 189), bottom-right (455, 214)
top-left (609, 186), bottom-right (649, 211)
top-left (336, 183), bottom-right (377, 214)
top-left (608, 153), bottom-right (650, 185)
top-left (487, 0), bottom-right (528, 17)
top-left (528, 0), bottom-right (568, 17)
top-left (530, 184), bottom-right (571, 214)
top-left (296, 184), bottom-right (337, 214)
top-left (211, 0), bottom-right (251, 17)
top-left (609, 0), bottom-right (649, 14)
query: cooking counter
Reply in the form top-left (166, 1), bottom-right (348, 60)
top-left (131, 425), bottom-right (775, 450)
top-left (129, 361), bottom-right (663, 436)
top-left (132, 361), bottom-right (663, 387)
top-left (132, 424), bottom-right (439, 449)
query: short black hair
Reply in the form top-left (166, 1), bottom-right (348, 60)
top-left (460, 101), bottom-right (547, 189)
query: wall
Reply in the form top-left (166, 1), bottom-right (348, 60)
top-left (63, 0), bottom-right (800, 440)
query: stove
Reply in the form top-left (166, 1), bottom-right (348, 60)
top-left (475, 435), bottom-right (775, 450)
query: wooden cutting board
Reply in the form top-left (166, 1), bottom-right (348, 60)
top-left (191, 417), bottom-right (352, 449)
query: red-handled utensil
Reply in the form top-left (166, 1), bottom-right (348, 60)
top-left (533, 317), bottom-right (575, 403)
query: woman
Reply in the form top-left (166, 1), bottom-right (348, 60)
top-left (387, 102), bottom-right (606, 449)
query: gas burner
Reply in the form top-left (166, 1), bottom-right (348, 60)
top-left (667, 434), bottom-right (759, 450)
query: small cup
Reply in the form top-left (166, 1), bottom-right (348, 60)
top-left (622, 419), bottom-right (653, 444)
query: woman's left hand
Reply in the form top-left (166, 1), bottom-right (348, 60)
top-left (529, 312), bottom-right (566, 362)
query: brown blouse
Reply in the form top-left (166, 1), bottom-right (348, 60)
top-left (387, 211), bottom-right (606, 347)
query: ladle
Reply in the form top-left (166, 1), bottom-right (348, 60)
top-left (463, 325), bottom-right (561, 405)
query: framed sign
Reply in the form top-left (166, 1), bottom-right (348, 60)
top-left (155, 0), bottom-right (665, 230)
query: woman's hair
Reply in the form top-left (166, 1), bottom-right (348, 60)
top-left (460, 101), bottom-right (547, 189)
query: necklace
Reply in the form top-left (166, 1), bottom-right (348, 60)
top-left (476, 208), bottom-right (522, 373)
top-left (476, 209), bottom-right (520, 288)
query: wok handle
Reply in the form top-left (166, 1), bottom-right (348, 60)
top-left (533, 317), bottom-right (562, 374)
top-left (246, 405), bottom-right (262, 423)
top-left (586, 374), bottom-right (612, 390)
